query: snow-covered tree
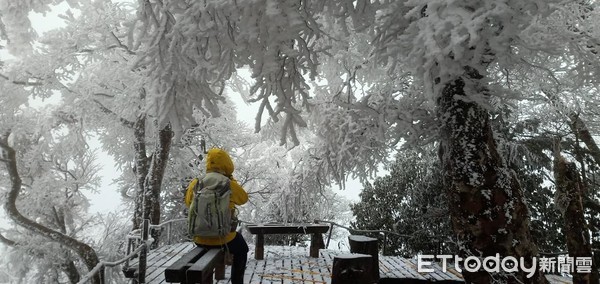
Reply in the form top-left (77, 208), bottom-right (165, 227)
top-left (4, 0), bottom-right (600, 282)
top-left (125, 2), bottom-right (600, 282)
top-left (0, 104), bottom-right (103, 283)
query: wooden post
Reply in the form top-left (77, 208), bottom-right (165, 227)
top-left (310, 232), bottom-right (325, 257)
top-left (124, 238), bottom-right (133, 274)
top-left (332, 254), bottom-right (374, 284)
top-left (348, 235), bottom-right (379, 282)
top-left (255, 233), bottom-right (264, 260)
top-left (382, 233), bottom-right (388, 256)
top-left (215, 256), bottom-right (225, 280)
top-left (224, 252), bottom-right (233, 265)
top-left (326, 224), bottom-right (334, 249)
top-left (138, 219), bottom-right (149, 283)
top-left (166, 222), bottom-right (172, 245)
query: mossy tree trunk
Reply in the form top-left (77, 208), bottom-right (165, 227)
top-left (437, 72), bottom-right (547, 283)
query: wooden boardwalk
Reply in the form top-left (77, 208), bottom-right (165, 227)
top-left (128, 242), bottom-right (573, 283)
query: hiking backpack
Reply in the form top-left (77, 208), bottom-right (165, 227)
top-left (188, 172), bottom-right (232, 238)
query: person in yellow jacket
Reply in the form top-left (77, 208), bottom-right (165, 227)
top-left (185, 148), bottom-right (248, 284)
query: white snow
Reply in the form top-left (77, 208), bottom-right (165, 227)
top-left (348, 235), bottom-right (377, 242)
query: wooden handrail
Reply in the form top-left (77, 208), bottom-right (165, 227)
top-left (77, 218), bottom-right (181, 284)
top-left (76, 243), bottom-right (146, 284)
top-left (148, 218), bottom-right (187, 229)
top-left (127, 218), bottom-right (187, 240)
top-left (315, 220), bottom-right (600, 258)
top-left (76, 236), bottom-right (148, 284)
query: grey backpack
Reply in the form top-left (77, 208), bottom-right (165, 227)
top-left (188, 172), bottom-right (232, 238)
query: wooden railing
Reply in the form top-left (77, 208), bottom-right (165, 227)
top-left (77, 218), bottom-right (188, 284)
top-left (76, 240), bottom-right (147, 284)
top-left (76, 219), bottom-right (150, 284)
top-left (316, 219), bottom-right (600, 259)
top-left (314, 219), bottom-right (415, 255)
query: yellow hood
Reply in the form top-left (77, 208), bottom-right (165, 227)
top-left (205, 148), bottom-right (234, 176)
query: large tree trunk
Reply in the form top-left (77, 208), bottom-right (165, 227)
top-left (437, 75), bottom-right (547, 283)
top-left (143, 124), bottom-right (173, 238)
top-left (553, 153), bottom-right (599, 283)
top-left (131, 113), bottom-right (173, 240)
top-left (132, 114), bottom-right (149, 230)
top-left (0, 135), bottom-right (102, 284)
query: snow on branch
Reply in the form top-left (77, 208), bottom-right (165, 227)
top-left (0, 73), bottom-right (43, 87)
top-left (0, 132), bottom-right (102, 279)
top-left (91, 98), bottom-right (135, 128)
top-left (0, 232), bottom-right (16, 247)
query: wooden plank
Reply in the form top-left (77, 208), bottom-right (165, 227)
top-left (187, 249), bottom-right (224, 283)
top-left (406, 258), bottom-right (463, 282)
top-left (379, 257), bottom-right (402, 279)
top-left (294, 258), bottom-right (305, 282)
top-left (148, 243), bottom-right (197, 283)
top-left (378, 257), bottom-right (399, 278)
top-left (257, 255), bottom-right (267, 283)
top-left (393, 257), bottom-right (428, 280)
top-left (130, 242), bottom-right (176, 269)
top-left (164, 246), bottom-right (205, 283)
top-left (139, 244), bottom-right (466, 284)
top-left (447, 267), bottom-right (464, 280)
top-left (126, 242), bottom-right (192, 279)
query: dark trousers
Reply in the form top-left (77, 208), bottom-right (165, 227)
top-left (196, 233), bottom-right (249, 284)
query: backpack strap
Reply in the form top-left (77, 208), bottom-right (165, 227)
top-left (194, 178), bottom-right (203, 193)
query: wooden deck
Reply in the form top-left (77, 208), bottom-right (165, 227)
top-left (127, 242), bottom-right (574, 283)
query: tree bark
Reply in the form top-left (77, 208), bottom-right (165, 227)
top-left (130, 113), bottom-right (173, 245)
top-left (553, 153), bottom-right (599, 283)
top-left (143, 124), bottom-right (173, 224)
top-left (132, 114), bottom-right (149, 230)
top-left (437, 75), bottom-right (547, 283)
top-left (0, 136), bottom-right (102, 284)
top-left (61, 258), bottom-right (82, 284)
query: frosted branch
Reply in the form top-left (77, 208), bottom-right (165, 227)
top-left (0, 132), bottom-right (102, 281)
top-left (0, 232), bottom-right (16, 247)
top-left (0, 73), bottom-right (43, 86)
top-left (108, 31), bottom-right (136, 55)
top-left (54, 161), bottom-right (78, 181)
top-left (91, 99), bottom-right (135, 128)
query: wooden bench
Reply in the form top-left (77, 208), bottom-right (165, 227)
top-left (246, 223), bottom-right (330, 260)
top-left (164, 247), bottom-right (225, 284)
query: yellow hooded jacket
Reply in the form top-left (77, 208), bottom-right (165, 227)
top-left (185, 148), bottom-right (248, 245)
